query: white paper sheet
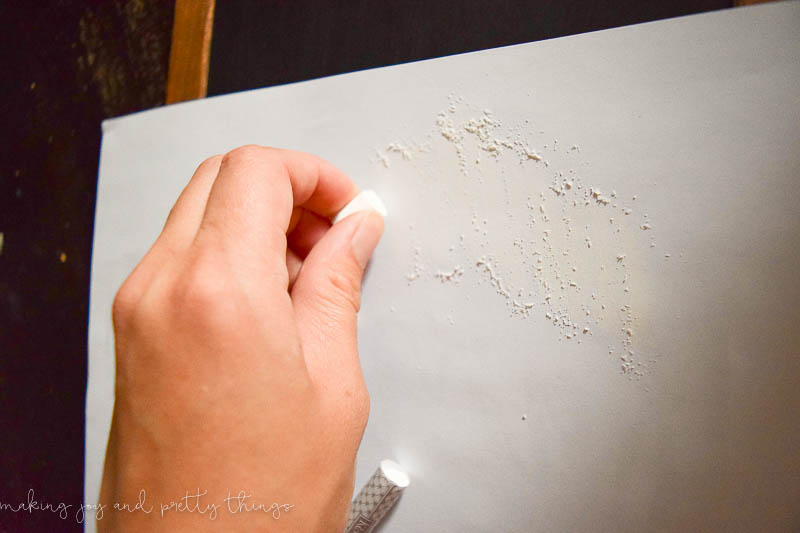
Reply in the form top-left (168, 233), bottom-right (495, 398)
top-left (86, 3), bottom-right (800, 531)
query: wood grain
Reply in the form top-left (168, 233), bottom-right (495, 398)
top-left (166, 0), bottom-right (215, 104)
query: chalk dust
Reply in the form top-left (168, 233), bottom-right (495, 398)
top-left (374, 94), bottom-right (658, 379)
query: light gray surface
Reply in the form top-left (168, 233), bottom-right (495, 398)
top-left (87, 3), bottom-right (800, 531)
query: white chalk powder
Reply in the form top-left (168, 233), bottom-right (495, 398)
top-left (375, 95), bottom-right (657, 379)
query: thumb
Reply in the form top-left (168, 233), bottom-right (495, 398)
top-left (291, 209), bottom-right (384, 385)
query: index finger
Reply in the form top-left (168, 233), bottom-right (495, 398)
top-left (195, 145), bottom-right (358, 279)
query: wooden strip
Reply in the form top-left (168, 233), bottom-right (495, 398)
top-left (734, 0), bottom-right (775, 5)
top-left (166, 0), bottom-right (216, 104)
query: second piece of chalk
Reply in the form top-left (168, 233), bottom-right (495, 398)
top-left (345, 459), bottom-right (409, 533)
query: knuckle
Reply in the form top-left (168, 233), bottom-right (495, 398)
top-left (221, 144), bottom-right (272, 168)
top-left (352, 386), bottom-right (370, 427)
top-left (111, 279), bottom-right (141, 329)
top-left (339, 383), bottom-right (371, 434)
top-left (323, 267), bottom-right (362, 313)
top-left (321, 380), bottom-right (370, 439)
top-left (168, 256), bottom-right (237, 330)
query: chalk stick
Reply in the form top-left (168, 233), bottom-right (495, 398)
top-left (332, 190), bottom-right (388, 225)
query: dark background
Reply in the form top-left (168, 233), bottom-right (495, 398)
top-left (0, 1), bottom-right (730, 530)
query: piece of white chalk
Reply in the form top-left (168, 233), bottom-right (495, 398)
top-left (345, 459), bottom-right (408, 533)
top-left (332, 190), bottom-right (388, 225)
top-left (378, 459), bottom-right (409, 488)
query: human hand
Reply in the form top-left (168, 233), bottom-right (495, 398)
top-left (98, 146), bottom-right (385, 531)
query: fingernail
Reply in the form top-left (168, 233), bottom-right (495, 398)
top-left (351, 211), bottom-right (385, 269)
